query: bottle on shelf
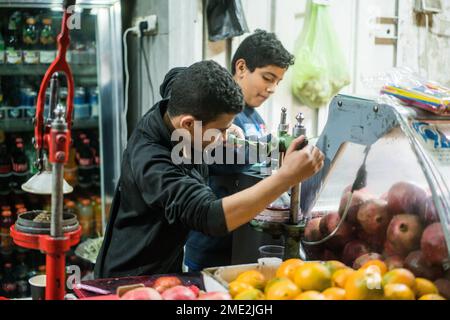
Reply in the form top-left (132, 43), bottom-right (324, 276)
top-left (0, 22), bottom-right (5, 64)
top-left (78, 198), bottom-right (94, 240)
top-left (11, 139), bottom-right (29, 193)
top-left (1, 263), bottom-right (17, 298)
top-left (87, 41), bottom-right (96, 65)
top-left (93, 196), bottom-right (102, 236)
top-left (13, 252), bottom-right (30, 298)
top-left (90, 137), bottom-right (100, 187)
top-left (6, 11), bottom-right (22, 65)
top-left (73, 87), bottom-right (89, 120)
top-left (0, 143), bottom-right (11, 195)
top-left (39, 17), bottom-right (56, 64)
top-left (0, 78), bottom-right (5, 120)
top-left (14, 201), bottom-right (27, 220)
top-left (20, 86), bottom-right (37, 119)
top-left (0, 79), bottom-right (2, 106)
top-left (12, 138), bottom-right (28, 172)
top-left (71, 41), bottom-right (86, 65)
top-left (24, 140), bottom-right (38, 175)
top-left (77, 138), bottom-right (94, 188)
top-left (0, 209), bottom-right (14, 254)
top-left (89, 87), bottom-right (99, 118)
top-left (37, 265), bottom-right (46, 276)
top-left (0, 78), bottom-right (3, 105)
top-left (22, 16), bottom-right (39, 64)
top-left (64, 199), bottom-right (78, 218)
top-left (7, 80), bottom-right (24, 119)
top-left (64, 146), bottom-right (78, 187)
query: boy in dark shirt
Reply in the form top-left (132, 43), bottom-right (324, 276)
top-left (185, 30), bottom-right (295, 271)
top-left (94, 60), bottom-right (323, 278)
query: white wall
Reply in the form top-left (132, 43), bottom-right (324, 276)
top-left (203, 0), bottom-right (450, 138)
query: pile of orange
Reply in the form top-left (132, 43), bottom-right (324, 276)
top-left (228, 259), bottom-right (446, 300)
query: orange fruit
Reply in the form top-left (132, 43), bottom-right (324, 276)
top-left (264, 277), bottom-right (291, 293)
top-left (382, 268), bottom-right (415, 288)
top-left (419, 294), bottom-right (446, 300)
top-left (360, 260), bottom-right (388, 275)
top-left (413, 278), bottom-right (438, 297)
top-left (276, 259), bottom-right (304, 281)
top-left (324, 260), bottom-right (348, 276)
top-left (322, 287), bottom-right (346, 300)
top-left (384, 283), bottom-right (415, 300)
top-left (234, 288), bottom-right (265, 300)
top-left (294, 262), bottom-right (332, 292)
top-left (265, 278), bottom-right (300, 300)
top-left (332, 268), bottom-right (355, 289)
top-left (294, 291), bottom-right (325, 300)
top-left (345, 269), bottom-right (384, 300)
top-left (236, 270), bottom-right (266, 290)
top-left (228, 281), bottom-right (254, 298)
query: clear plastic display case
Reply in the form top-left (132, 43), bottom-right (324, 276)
top-left (301, 94), bottom-right (450, 287)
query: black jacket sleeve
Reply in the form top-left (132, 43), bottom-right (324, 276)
top-left (129, 139), bottom-right (229, 237)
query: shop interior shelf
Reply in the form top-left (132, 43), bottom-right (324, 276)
top-left (0, 117), bottom-right (99, 132)
top-left (0, 64), bottom-right (97, 77)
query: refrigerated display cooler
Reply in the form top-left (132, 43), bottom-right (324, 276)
top-left (230, 94), bottom-right (450, 287)
top-left (0, 0), bottom-right (124, 297)
top-left (0, 0), bottom-right (123, 234)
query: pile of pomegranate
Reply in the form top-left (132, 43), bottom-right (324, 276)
top-left (304, 181), bottom-right (450, 298)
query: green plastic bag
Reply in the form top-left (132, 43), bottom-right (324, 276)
top-left (292, 0), bottom-right (350, 109)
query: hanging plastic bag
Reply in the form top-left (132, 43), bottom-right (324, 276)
top-left (206, 0), bottom-right (249, 42)
top-left (291, 0), bottom-right (350, 109)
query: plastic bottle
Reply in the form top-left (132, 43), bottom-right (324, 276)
top-left (78, 198), bottom-right (94, 239)
top-left (64, 199), bottom-right (78, 219)
top-left (11, 140), bottom-right (29, 193)
top-left (64, 146), bottom-right (78, 187)
top-left (13, 253), bottom-right (30, 298)
top-left (22, 16), bottom-right (39, 64)
top-left (12, 140), bottom-right (29, 173)
top-left (7, 91), bottom-right (23, 119)
top-left (0, 143), bottom-right (11, 195)
top-left (2, 263), bottom-right (17, 298)
top-left (6, 11), bottom-right (22, 65)
top-left (24, 141), bottom-right (38, 175)
top-left (37, 265), bottom-right (46, 276)
top-left (0, 210), bottom-right (14, 254)
top-left (0, 23), bottom-right (5, 64)
top-left (89, 87), bottom-right (99, 118)
top-left (77, 138), bottom-right (94, 188)
top-left (39, 17), bottom-right (55, 64)
top-left (73, 87), bottom-right (89, 120)
top-left (90, 138), bottom-right (100, 187)
top-left (0, 79), bottom-right (5, 121)
top-left (14, 202), bottom-right (27, 221)
top-left (93, 196), bottom-right (102, 236)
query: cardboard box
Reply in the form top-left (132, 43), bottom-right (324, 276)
top-left (202, 258), bottom-right (282, 288)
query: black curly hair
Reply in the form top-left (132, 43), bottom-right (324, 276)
top-left (231, 29), bottom-right (295, 75)
top-left (168, 60), bottom-right (244, 124)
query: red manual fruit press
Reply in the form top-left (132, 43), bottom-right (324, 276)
top-left (10, 0), bottom-right (81, 300)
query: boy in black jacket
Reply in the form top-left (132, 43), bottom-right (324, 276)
top-left (94, 60), bottom-right (323, 278)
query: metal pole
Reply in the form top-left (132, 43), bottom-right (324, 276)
top-left (290, 113), bottom-right (306, 225)
top-left (51, 162), bottom-right (64, 238)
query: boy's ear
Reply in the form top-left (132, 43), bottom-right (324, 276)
top-left (235, 59), bottom-right (247, 78)
top-left (179, 115), bottom-right (196, 131)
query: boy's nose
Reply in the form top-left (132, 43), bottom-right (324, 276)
top-left (266, 84), bottom-right (276, 94)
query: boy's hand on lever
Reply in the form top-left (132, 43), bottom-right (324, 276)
top-left (278, 136), bottom-right (325, 187)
